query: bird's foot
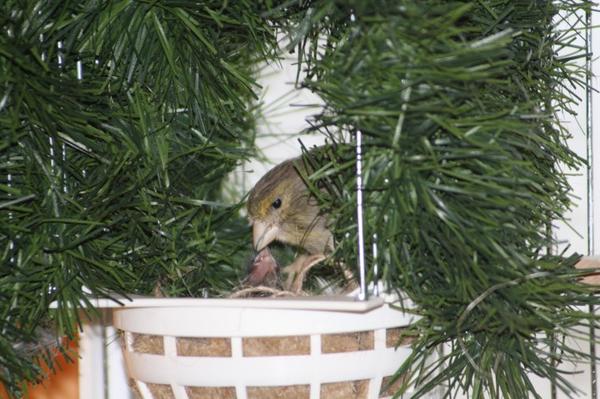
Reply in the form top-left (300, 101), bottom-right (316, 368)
top-left (283, 254), bottom-right (326, 294)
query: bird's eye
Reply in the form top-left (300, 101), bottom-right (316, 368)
top-left (272, 198), bottom-right (282, 209)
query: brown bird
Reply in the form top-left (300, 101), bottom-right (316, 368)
top-left (246, 155), bottom-right (333, 290)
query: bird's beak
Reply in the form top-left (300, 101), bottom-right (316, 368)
top-left (253, 221), bottom-right (278, 252)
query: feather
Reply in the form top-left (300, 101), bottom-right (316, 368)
top-left (247, 155), bottom-right (333, 255)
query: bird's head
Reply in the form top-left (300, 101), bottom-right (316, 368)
top-left (247, 158), bottom-right (313, 251)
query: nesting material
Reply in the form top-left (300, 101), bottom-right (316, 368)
top-left (322, 331), bottom-right (373, 353)
top-left (132, 334), bottom-right (164, 355)
top-left (186, 386), bottom-right (236, 399)
top-left (129, 330), bottom-right (406, 358)
top-left (243, 336), bottom-right (310, 356)
top-left (386, 327), bottom-right (417, 348)
top-left (321, 380), bottom-right (369, 399)
top-left (379, 375), bottom-right (407, 398)
top-left (247, 385), bottom-right (310, 399)
top-left (228, 285), bottom-right (299, 298)
top-left (129, 378), bottom-right (143, 399)
top-left (146, 384), bottom-right (173, 399)
top-left (177, 337), bottom-right (231, 357)
top-left (132, 384), bottom-right (239, 399)
top-left (132, 378), bottom-right (406, 399)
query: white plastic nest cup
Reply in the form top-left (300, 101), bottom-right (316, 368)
top-left (113, 296), bottom-right (415, 399)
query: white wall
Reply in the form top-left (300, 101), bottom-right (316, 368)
top-left (541, 8), bottom-right (600, 399)
top-left (234, 51), bottom-right (325, 196)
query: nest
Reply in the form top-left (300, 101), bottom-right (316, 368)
top-left (126, 235), bottom-right (409, 398)
top-left (127, 327), bottom-right (415, 399)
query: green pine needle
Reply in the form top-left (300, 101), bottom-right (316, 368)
top-left (280, 1), bottom-right (598, 398)
top-left (0, 1), bottom-right (280, 395)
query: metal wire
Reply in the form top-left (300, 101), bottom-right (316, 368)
top-left (586, 4), bottom-right (597, 397)
top-left (356, 130), bottom-right (367, 301)
top-left (373, 234), bottom-right (379, 296)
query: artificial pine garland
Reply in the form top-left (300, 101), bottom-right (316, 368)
top-left (0, 1), bottom-right (278, 395)
top-left (0, 1), bottom-right (597, 398)
top-left (280, 1), bottom-right (597, 398)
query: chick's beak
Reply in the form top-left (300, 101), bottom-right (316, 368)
top-left (253, 220), bottom-right (279, 252)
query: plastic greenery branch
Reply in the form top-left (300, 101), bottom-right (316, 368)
top-left (0, 1), bottom-right (280, 395)
top-left (276, 1), bottom-right (598, 398)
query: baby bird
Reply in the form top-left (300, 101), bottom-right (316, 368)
top-left (247, 155), bottom-right (333, 289)
top-left (245, 246), bottom-right (280, 288)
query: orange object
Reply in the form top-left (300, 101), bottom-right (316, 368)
top-left (0, 339), bottom-right (78, 399)
top-left (576, 256), bottom-right (600, 286)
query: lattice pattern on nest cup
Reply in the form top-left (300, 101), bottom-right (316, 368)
top-left (114, 299), bottom-right (414, 399)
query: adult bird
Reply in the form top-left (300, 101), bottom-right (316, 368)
top-left (246, 155), bottom-right (333, 290)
